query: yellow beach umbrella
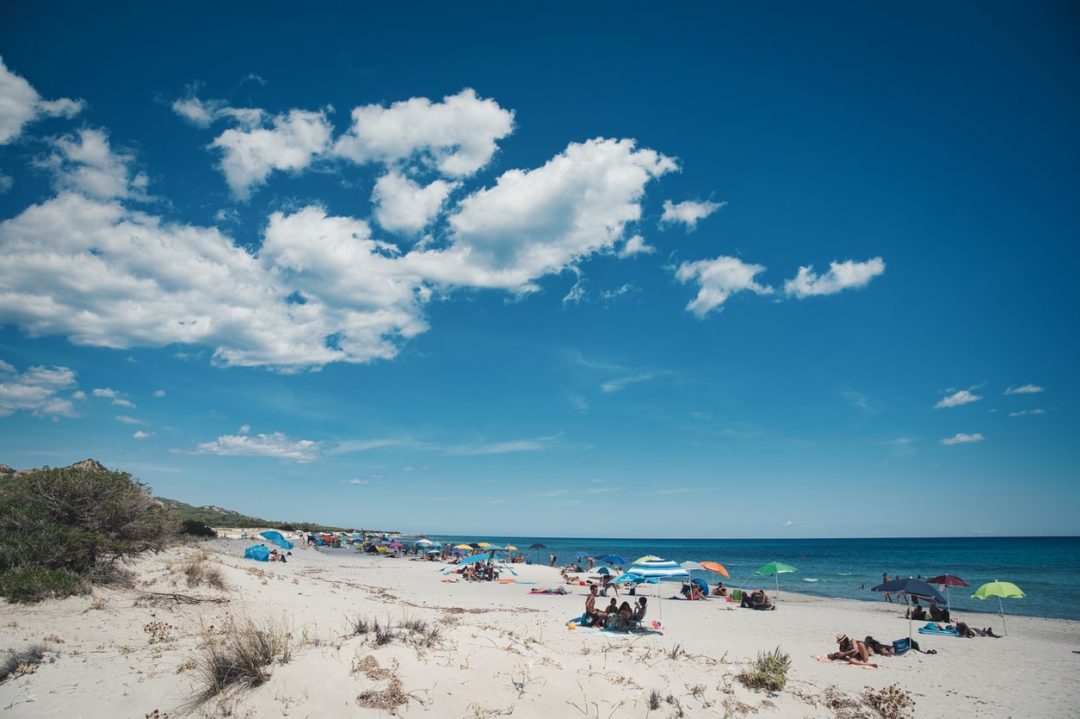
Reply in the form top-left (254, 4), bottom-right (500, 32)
top-left (633, 555), bottom-right (662, 564)
top-left (454, 544), bottom-right (473, 550)
top-left (476, 542), bottom-right (492, 548)
top-left (504, 545), bottom-right (518, 552)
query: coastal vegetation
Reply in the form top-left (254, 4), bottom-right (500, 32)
top-left (0, 461), bottom-right (171, 602)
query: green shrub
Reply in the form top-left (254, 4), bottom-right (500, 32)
top-left (0, 569), bottom-right (87, 603)
top-left (0, 464), bottom-right (173, 603)
top-left (738, 647), bottom-right (791, 692)
top-left (180, 519), bottom-right (217, 538)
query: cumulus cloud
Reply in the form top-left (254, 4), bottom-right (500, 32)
top-left (941, 432), bottom-right (985, 446)
top-left (934, 389), bottom-right (982, 409)
top-left (153, 389), bottom-right (166, 397)
top-left (1005, 384), bottom-right (1044, 395)
top-left (371, 171), bottom-right (457, 233)
top-left (195, 431), bottom-right (322, 462)
top-left (0, 361), bottom-right (78, 418)
top-left (784, 257), bottom-right (885, 298)
top-left (660, 199), bottom-right (725, 229)
top-left (0, 100), bottom-right (673, 369)
top-left (211, 108), bottom-right (332, 198)
top-left (0, 56), bottom-right (83, 145)
top-left (35, 128), bottom-right (145, 201)
top-left (618, 235), bottom-right (654, 257)
top-left (333, 88), bottom-right (514, 177)
top-left (424, 138), bottom-right (676, 291)
top-left (132, 429), bottom-right (152, 439)
top-left (675, 256), bottom-right (772, 317)
top-left (171, 94), bottom-right (264, 129)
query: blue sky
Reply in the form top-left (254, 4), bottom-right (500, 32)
top-left (1, 2), bottom-right (1077, 537)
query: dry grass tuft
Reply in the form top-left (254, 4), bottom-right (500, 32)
top-left (738, 646), bottom-right (791, 692)
top-left (173, 550), bottom-right (227, 591)
top-left (0, 645), bottom-right (48, 683)
top-left (194, 617), bottom-right (289, 700)
top-left (356, 676), bottom-right (410, 711)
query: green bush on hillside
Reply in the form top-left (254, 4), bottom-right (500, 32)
top-left (0, 465), bottom-right (172, 602)
top-left (180, 519), bottom-right (217, 538)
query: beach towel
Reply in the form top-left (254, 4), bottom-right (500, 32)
top-left (918, 623), bottom-right (960, 637)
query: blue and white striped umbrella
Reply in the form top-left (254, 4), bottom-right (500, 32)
top-left (627, 559), bottom-right (689, 580)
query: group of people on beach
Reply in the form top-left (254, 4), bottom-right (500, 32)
top-left (582, 584), bottom-right (648, 631)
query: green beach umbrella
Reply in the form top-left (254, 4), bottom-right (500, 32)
top-left (753, 562), bottom-right (798, 598)
top-left (971, 581), bottom-right (1025, 635)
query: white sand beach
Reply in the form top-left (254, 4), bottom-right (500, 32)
top-left (2, 536), bottom-right (1077, 718)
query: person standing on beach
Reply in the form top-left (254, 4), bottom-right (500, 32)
top-left (882, 572), bottom-right (893, 603)
top-left (550, 553), bottom-right (557, 567)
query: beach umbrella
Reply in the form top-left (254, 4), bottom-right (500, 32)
top-left (633, 555), bottom-right (662, 564)
top-left (596, 566), bottom-right (614, 576)
top-left (458, 553), bottom-right (493, 566)
top-left (504, 545), bottom-right (517, 552)
top-left (928, 574), bottom-right (968, 611)
top-left (872, 577), bottom-right (946, 640)
top-left (700, 561), bottom-right (730, 579)
top-left (971, 581), bottom-right (1024, 635)
top-left (528, 542), bottom-right (546, 564)
top-left (416, 539), bottom-right (433, 546)
top-left (753, 562), bottom-right (798, 598)
top-left (680, 560), bottom-right (705, 572)
top-left (454, 544), bottom-right (472, 552)
top-left (476, 542), bottom-right (492, 548)
top-left (259, 530), bottom-right (294, 550)
top-left (388, 541), bottom-right (403, 549)
top-left (597, 554), bottom-right (625, 565)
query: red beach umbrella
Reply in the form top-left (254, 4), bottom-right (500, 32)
top-left (928, 574), bottom-right (969, 611)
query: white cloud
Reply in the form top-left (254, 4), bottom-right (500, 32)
top-left (660, 199), bottom-right (725, 229)
top-left (239, 424), bottom-right (251, 434)
top-left (211, 108), bottom-right (332, 198)
top-left (371, 171), bottom-right (457, 234)
top-left (112, 398), bottom-right (136, 408)
top-left (1005, 384), bottom-right (1044, 395)
top-left (343, 478), bottom-right (368, 486)
top-left (0, 56), bottom-right (83, 145)
top-left (92, 388), bottom-right (118, 399)
top-left (941, 432), bottom-right (985, 446)
top-left (115, 415), bottom-right (145, 425)
top-left (618, 234), bottom-right (654, 258)
top-left (600, 283), bottom-right (637, 302)
top-left (132, 429), bottom-right (152, 440)
top-left (444, 436), bottom-right (558, 456)
top-left (784, 257), bottom-right (885, 298)
top-left (424, 138), bottom-right (676, 291)
top-left (0, 172), bottom-right (12, 193)
top-left (0, 102), bottom-right (674, 369)
top-left (1009, 409), bottom-right (1046, 417)
top-left (0, 361), bottom-right (78, 418)
top-left (934, 389), bottom-right (982, 409)
top-left (153, 389), bottom-right (166, 397)
top-left (600, 373), bottom-right (657, 393)
top-left (333, 88), bottom-right (514, 177)
top-left (38, 129), bottom-right (143, 201)
top-left (171, 95), bottom-right (265, 130)
top-left (72, 390), bottom-right (86, 400)
top-left (195, 431), bottom-right (322, 462)
top-left (675, 256), bottom-right (772, 317)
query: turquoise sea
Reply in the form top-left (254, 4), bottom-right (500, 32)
top-left (426, 536), bottom-right (1080, 621)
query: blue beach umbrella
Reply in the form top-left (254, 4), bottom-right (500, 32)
top-left (597, 554), bottom-right (626, 565)
top-left (872, 577), bottom-right (946, 640)
top-left (259, 530), bottom-right (294, 550)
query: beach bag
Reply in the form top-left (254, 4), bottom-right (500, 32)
top-left (892, 637), bottom-right (920, 655)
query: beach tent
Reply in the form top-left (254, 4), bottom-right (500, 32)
top-left (244, 545), bottom-right (270, 562)
top-left (259, 530), bottom-right (294, 550)
top-left (872, 577), bottom-right (946, 641)
top-left (971, 581), bottom-right (1024, 635)
top-left (753, 562), bottom-right (798, 598)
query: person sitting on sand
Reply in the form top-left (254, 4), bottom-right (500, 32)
top-left (829, 634), bottom-right (877, 666)
top-left (690, 583), bottom-right (705, 601)
top-left (741, 589), bottom-right (773, 609)
top-left (605, 597), bottom-right (618, 618)
top-left (906, 601), bottom-right (928, 621)
top-left (630, 597), bottom-right (648, 623)
top-left (712, 582), bottom-right (728, 597)
top-left (616, 601), bottom-right (633, 631)
top-left (929, 603), bottom-right (950, 622)
top-left (584, 584), bottom-right (604, 627)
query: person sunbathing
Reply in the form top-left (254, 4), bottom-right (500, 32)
top-left (829, 634), bottom-right (878, 666)
top-left (863, 635), bottom-right (894, 656)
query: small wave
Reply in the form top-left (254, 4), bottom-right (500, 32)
top-left (838, 572), bottom-right (853, 576)
top-left (803, 578), bottom-right (821, 583)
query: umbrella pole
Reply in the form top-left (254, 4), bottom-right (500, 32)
top-left (999, 596), bottom-right (1008, 635)
top-left (775, 573), bottom-right (780, 600)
